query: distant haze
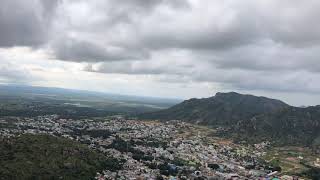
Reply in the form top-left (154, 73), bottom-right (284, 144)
top-left (1, 0), bottom-right (320, 106)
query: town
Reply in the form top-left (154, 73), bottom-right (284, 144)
top-left (0, 115), bottom-right (310, 179)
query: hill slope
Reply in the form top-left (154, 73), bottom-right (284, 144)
top-left (140, 92), bottom-right (289, 126)
top-left (234, 105), bottom-right (320, 147)
top-left (0, 134), bottom-right (124, 179)
top-left (140, 92), bottom-right (320, 147)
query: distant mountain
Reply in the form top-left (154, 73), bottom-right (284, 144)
top-left (0, 84), bottom-right (181, 106)
top-left (140, 92), bottom-right (320, 147)
top-left (0, 84), bottom-right (182, 114)
top-left (140, 92), bottom-right (289, 126)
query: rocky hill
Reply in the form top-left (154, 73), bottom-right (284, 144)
top-left (140, 92), bottom-right (320, 147)
top-left (140, 92), bottom-right (289, 126)
top-left (235, 105), bottom-right (320, 147)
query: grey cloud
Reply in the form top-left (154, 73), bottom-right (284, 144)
top-left (83, 56), bottom-right (320, 95)
top-left (48, 0), bottom-right (189, 62)
top-left (83, 60), bottom-right (188, 75)
top-left (52, 0), bottom-right (320, 63)
top-left (109, 0), bottom-right (189, 11)
top-left (62, 0), bottom-right (320, 96)
top-left (262, 1), bottom-right (320, 47)
top-left (139, 6), bottom-right (262, 50)
top-left (205, 42), bottom-right (320, 73)
top-left (189, 68), bottom-right (320, 94)
top-left (52, 38), bottom-right (149, 62)
top-left (172, 1), bottom-right (320, 50)
top-left (0, 0), bottom-right (58, 47)
top-left (2, 0), bottom-right (320, 100)
top-left (139, 0), bottom-right (320, 51)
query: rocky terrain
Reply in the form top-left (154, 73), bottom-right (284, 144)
top-left (140, 92), bottom-right (320, 148)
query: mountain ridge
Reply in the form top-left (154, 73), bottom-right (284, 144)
top-left (139, 92), bottom-right (320, 148)
top-left (140, 92), bottom-right (290, 125)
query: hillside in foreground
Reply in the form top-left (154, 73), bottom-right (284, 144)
top-left (0, 134), bottom-right (123, 179)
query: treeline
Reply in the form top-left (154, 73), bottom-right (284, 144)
top-left (73, 129), bottom-right (113, 139)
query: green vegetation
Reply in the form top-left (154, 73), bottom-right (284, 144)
top-left (234, 105), bottom-right (320, 147)
top-left (170, 158), bottom-right (189, 166)
top-left (133, 137), bottom-right (168, 149)
top-left (0, 85), bottom-right (179, 118)
top-left (298, 164), bottom-right (320, 180)
top-left (107, 137), bottom-right (157, 162)
top-left (0, 134), bottom-right (124, 180)
top-left (140, 92), bottom-right (320, 148)
top-left (140, 92), bottom-right (289, 125)
top-left (0, 96), bottom-right (116, 119)
top-left (108, 136), bottom-right (136, 153)
top-left (262, 146), bottom-right (320, 179)
top-left (73, 129), bottom-right (113, 139)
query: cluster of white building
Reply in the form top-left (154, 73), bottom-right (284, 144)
top-left (0, 115), bottom-right (305, 179)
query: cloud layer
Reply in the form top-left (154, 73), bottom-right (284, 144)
top-left (1, 0), bottom-right (320, 105)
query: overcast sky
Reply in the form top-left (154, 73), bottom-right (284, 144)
top-left (1, 0), bottom-right (320, 106)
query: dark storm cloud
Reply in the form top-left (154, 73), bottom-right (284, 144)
top-left (0, 0), bottom-right (58, 47)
